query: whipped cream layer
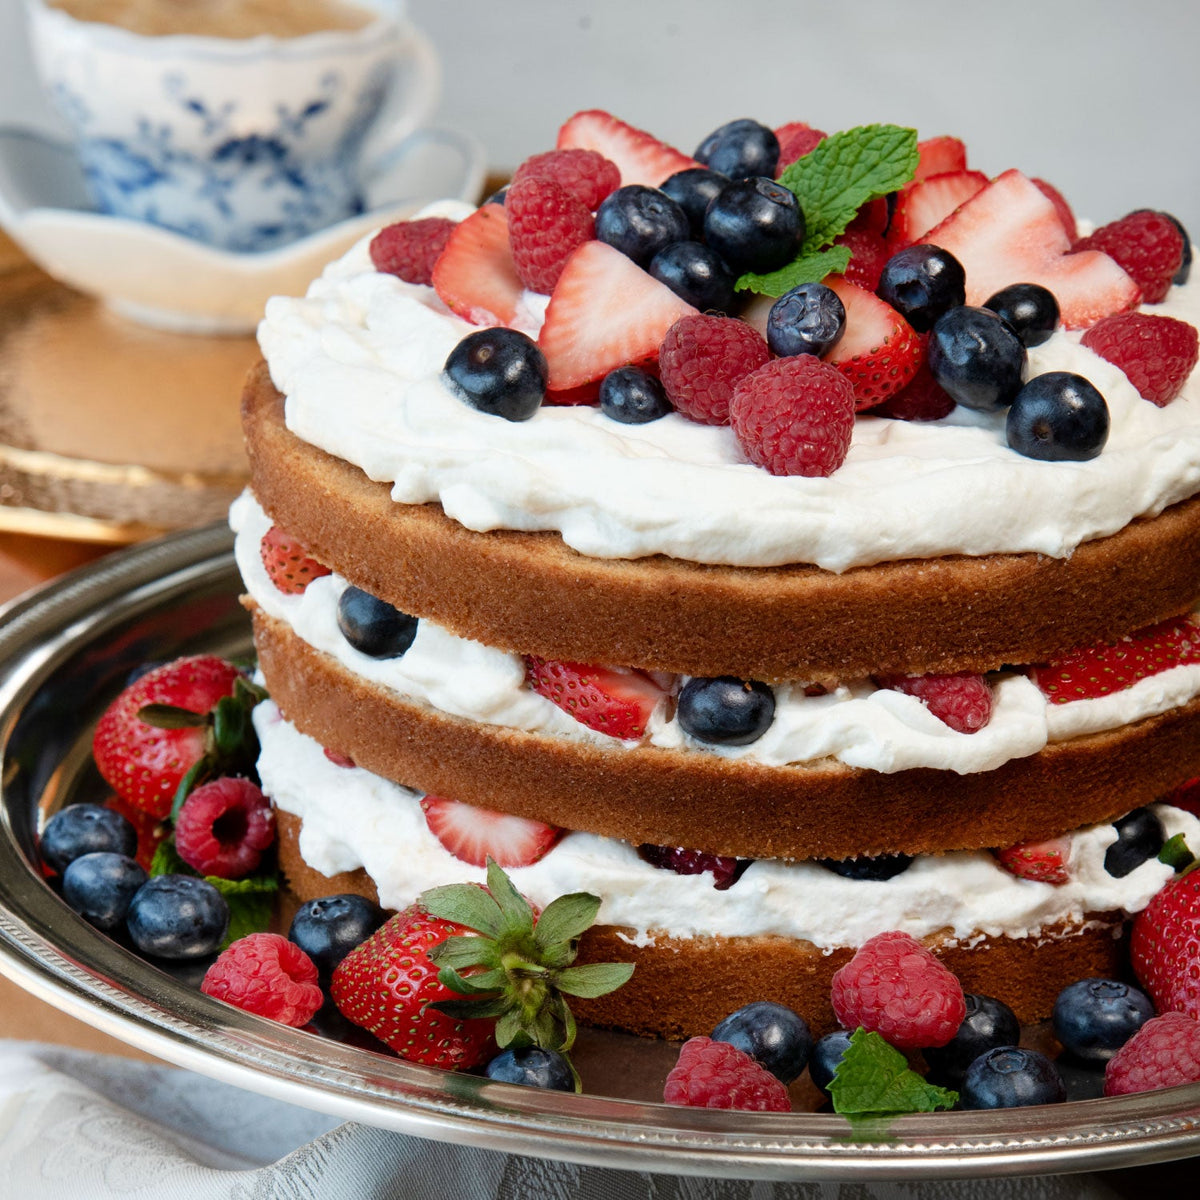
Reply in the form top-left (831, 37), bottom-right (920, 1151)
top-left (233, 492), bottom-right (1200, 774)
top-left (256, 701), bottom-right (1198, 948)
top-left (258, 204), bottom-right (1200, 572)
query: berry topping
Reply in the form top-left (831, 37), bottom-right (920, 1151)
top-left (677, 676), bottom-right (776, 745)
top-left (323, 748), bottom-right (356, 768)
top-left (834, 224), bottom-right (892, 292)
top-left (537, 240), bottom-right (698, 391)
top-left (430, 203), bottom-right (523, 327)
top-left (876, 245), bottom-right (967, 333)
top-left (1032, 178), bottom-right (1077, 240)
top-left (202, 932), bottom-right (323, 1026)
top-left (913, 135), bottom-right (968, 181)
top-left (259, 525), bottom-right (332, 595)
top-left (711, 1001), bottom-right (813, 1084)
top-left (598, 365), bottom-right (672, 424)
top-left (873, 355), bottom-right (956, 422)
top-left (126, 874), bottom-right (229, 959)
top-left (923, 994), bottom-right (1020, 1087)
top-left (663, 1036), bottom-right (791, 1112)
top-left (888, 170), bottom-right (987, 248)
top-left (594, 184), bottom-right (690, 268)
top-left (336, 587), bottom-right (419, 658)
top-left (1162, 777), bottom-right (1200, 818)
top-left (983, 282), bottom-right (1060, 347)
top-left (1104, 1012), bottom-right (1200, 1096)
top-left (927, 306), bottom-right (1026, 412)
top-left (659, 313), bottom-right (771, 425)
top-left (694, 118), bottom-right (780, 181)
top-left (1164, 212), bottom-right (1193, 285)
top-left (960, 1047), bottom-right (1066, 1109)
top-left (830, 931), bottom-right (966, 1050)
top-left (703, 177), bottom-right (805, 275)
top-left (289, 893), bottom-right (386, 979)
top-left (1080, 312), bottom-right (1199, 407)
top-left (557, 110), bottom-right (697, 188)
top-left (994, 836), bottom-right (1072, 885)
top-left (1104, 807), bottom-right (1164, 879)
top-left (40, 803), bottom-right (137, 875)
top-left (766, 282), bottom-right (846, 358)
top-left (485, 1047), bottom-right (575, 1092)
top-left (808, 1029), bottom-right (853, 1095)
top-left (773, 121), bottom-right (827, 173)
top-left (874, 671), bottom-right (993, 733)
top-left (817, 854), bottom-right (914, 881)
top-left (637, 843), bottom-right (752, 890)
top-left (174, 776), bottom-right (275, 880)
top-left (659, 167), bottom-right (729, 238)
top-left (648, 241), bottom-right (736, 313)
top-left (368, 217), bottom-right (454, 285)
top-left (444, 327), bottom-right (548, 421)
top-left (510, 148), bottom-right (621, 210)
top-left (505, 176), bottom-right (595, 294)
top-left (1131, 866), bottom-right (1200, 1018)
top-left (62, 851), bottom-right (147, 932)
top-left (525, 656), bottom-right (666, 740)
top-left (1053, 978), bottom-right (1155, 1065)
top-left (420, 794), bottom-right (564, 869)
top-left (1007, 371), bottom-right (1110, 462)
top-left (1074, 209), bottom-right (1184, 305)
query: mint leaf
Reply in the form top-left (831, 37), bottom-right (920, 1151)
top-left (829, 1029), bottom-right (958, 1115)
top-left (1160, 833), bottom-right (1196, 872)
top-left (149, 839), bottom-right (188, 877)
top-left (736, 245), bottom-right (852, 299)
top-left (211, 873), bottom-right (277, 948)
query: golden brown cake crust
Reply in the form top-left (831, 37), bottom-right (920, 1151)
top-left (243, 361), bottom-right (1200, 683)
top-left (274, 811), bottom-right (1122, 1038)
top-left (254, 608), bottom-right (1200, 859)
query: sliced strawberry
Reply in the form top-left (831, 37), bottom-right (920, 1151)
top-left (834, 225), bottom-right (892, 291)
top-left (823, 275), bottom-right (922, 410)
top-left (1032, 178), bottom-right (1077, 240)
top-left (538, 241), bottom-right (697, 390)
top-left (773, 121), bottom-right (827, 174)
top-left (1162, 777), bottom-right (1200, 819)
top-left (994, 837), bottom-right (1071, 885)
top-left (260, 525), bottom-right (331, 595)
top-left (847, 196), bottom-right (890, 238)
top-left (925, 170), bottom-right (1141, 328)
top-left (544, 379), bottom-right (602, 406)
top-left (419, 795), bottom-right (563, 868)
top-left (526, 655), bottom-right (667, 740)
top-left (431, 203), bottom-right (523, 327)
top-left (889, 170), bottom-right (988, 248)
top-left (1032, 615), bottom-right (1200, 703)
top-left (914, 136), bottom-right (968, 182)
top-left (557, 109), bottom-right (698, 188)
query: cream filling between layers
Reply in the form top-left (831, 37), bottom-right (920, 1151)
top-left (255, 702), bottom-right (1198, 948)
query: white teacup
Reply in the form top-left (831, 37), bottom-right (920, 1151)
top-left (23, 0), bottom-right (440, 251)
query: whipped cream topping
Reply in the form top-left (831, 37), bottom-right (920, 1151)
top-left (257, 204), bottom-right (1200, 572)
top-left (232, 492), bottom-right (1200, 774)
top-left (256, 701), bottom-right (1198, 948)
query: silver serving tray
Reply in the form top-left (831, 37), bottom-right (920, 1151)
top-left (2, 523), bottom-right (1200, 1180)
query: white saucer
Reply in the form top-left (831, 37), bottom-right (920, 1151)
top-left (0, 124), bottom-right (485, 334)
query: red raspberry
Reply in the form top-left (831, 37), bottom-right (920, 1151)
top-left (637, 843), bottom-right (751, 891)
top-left (831, 931), bottom-right (966, 1049)
top-left (835, 225), bottom-right (891, 292)
top-left (1130, 868), bottom-right (1200, 1018)
top-left (202, 933), bottom-right (323, 1027)
top-left (874, 672), bottom-right (992, 733)
top-left (663, 1036), bottom-right (791, 1112)
top-left (1104, 1012), bottom-right (1200, 1096)
top-left (511, 148), bottom-right (621, 211)
top-left (506, 177), bottom-right (595, 294)
top-left (369, 217), bottom-right (455, 285)
top-left (658, 315), bottom-right (770, 425)
top-left (259, 526), bottom-right (332, 595)
top-left (773, 121), bottom-right (827, 174)
top-left (1074, 210), bottom-right (1184, 304)
top-left (729, 356), bottom-right (856, 477)
top-left (1162, 777), bottom-right (1200, 818)
top-left (1080, 312), bottom-right (1199, 407)
top-left (175, 777), bottom-right (275, 879)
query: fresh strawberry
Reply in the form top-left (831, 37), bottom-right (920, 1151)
top-left (888, 170), bottom-right (988, 248)
top-left (773, 121), bottom-right (827, 174)
top-left (537, 241), bottom-right (697, 390)
top-left (1074, 210), bottom-right (1185, 305)
top-left (1130, 867), bottom-right (1200, 1019)
top-left (543, 379), bottom-right (602, 406)
top-left (1031, 615), bottom-right (1200, 703)
top-left (1081, 312), bottom-right (1199, 407)
top-left (259, 525), bottom-right (331, 595)
top-left (873, 344), bottom-right (956, 422)
top-left (557, 110), bottom-right (697, 188)
top-left (420, 795), bottom-right (564, 868)
top-left (913, 136), bottom-right (968, 182)
top-left (431, 203), bottom-right (523, 327)
top-left (1032, 178), bottom-right (1077, 240)
top-left (834, 225), bottom-right (892, 291)
top-left (511, 148), bottom-right (621, 210)
top-left (1162, 777), bottom-right (1200, 819)
top-left (526, 655), bottom-right (667, 740)
top-left (823, 275), bottom-right (922, 409)
top-left (846, 196), bottom-right (891, 238)
top-left (994, 836), bottom-right (1072, 885)
top-left (104, 793), bottom-right (167, 872)
top-left (506, 177), bottom-right (594, 294)
top-left (926, 170), bottom-right (1141, 328)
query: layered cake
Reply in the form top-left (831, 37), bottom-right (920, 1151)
top-left (236, 113), bottom-right (1200, 1037)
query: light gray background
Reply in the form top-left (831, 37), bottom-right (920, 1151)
top-left (2, 0), bottom-right (1199, 233)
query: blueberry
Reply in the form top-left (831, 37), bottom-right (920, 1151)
top-left (1162, 212), bottom-right (1192, 284)
top-left (649, 241), bottom-right (736, 313)
top-left (711, 1000), bottom-right (812, 1083)
top-left (337, 587), bottom-right (418, 658)
top-left (766, 282), bottom-right (846, 357)
top-left (1006, 372), bottom-right (1109, 462)
top-left (660, 167), bottom-right (728, 238)
top-left (809, 1029), bottom-right (854, 1095)
top-left (677, 676), bottom-right (775, 745)
top-left (484, 1046), bottom-right (574, 1092)
top-left (694, 118), bottom-right (780, 181)
top-left (960, 1047), bottom-right (1066, 1109)
top-left (703, 178), bottom-right (804, 275)
top-left (1052, 978), bottom-right (1154, 1066)
top-left (876, 246), bottom-right (966, 333)
top-left (289, 893), bottom-right (386, 978)
top-left (923, 995), bottom-right (1020, 1087)
top-left (1104, 807), bottom-right (1164, 878)
top-left (444, 328), bottom-right (547, 422)
top-left (817, 854), bottom-right (913, 881)
top-left (41, 804), bottom-right (137, 875)
top-left (126, 874), bottom-right (229, 959)
top-left (62, 852), bottom-right (148, 932)
top-left (595, 185), bottom-right (690, 268)
top-left (598, 366), bottom-right (672, 424)
top-left (484, 184), bottom-right (508, 207)
top-left (927, 306), bottom-right (1026, 412)
top-left (983, 283), bottom-right (1059, 347)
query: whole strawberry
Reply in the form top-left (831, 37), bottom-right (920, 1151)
top-left (1130, 867), bottom-right (1200, 1019)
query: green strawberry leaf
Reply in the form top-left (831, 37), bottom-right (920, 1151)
top-left (829, 1029), bottom-right (958, 1115)
top-left (735, 245), bottom-right (853, 298)
top-left (533, 891), bottom-right (602, 950)
top-left (1159, 833), bottom-right (1195, 871)
top-left (422, 882), bottom-right (505, 939)
top-left (137, 704), bottom-right (208, 729)
top-left (552, 961), bottom-right (636, 999)
top-left (486, 858), bottom-right (535, 935)
top-left (434, 994), bottom-right (514, 1022)
top-left (428, 933), bottom-right (500, 971)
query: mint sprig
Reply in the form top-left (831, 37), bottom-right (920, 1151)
top-left (829, 1028), bottom-right (958, 1116)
